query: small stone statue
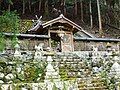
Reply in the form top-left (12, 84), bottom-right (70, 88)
top-left (34, 43), bottom-right (44, 60)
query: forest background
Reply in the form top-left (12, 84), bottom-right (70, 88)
top-left (0, 0), bottom-right (120, 38)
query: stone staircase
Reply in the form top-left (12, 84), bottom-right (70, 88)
top-left (54, 53), bottom-right (108, 90)
top-left (0, 51), bottom-right (119, 89)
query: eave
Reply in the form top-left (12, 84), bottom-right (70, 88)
top-left (4, 33), bottom-right (49, 39)
top-left (74, 37), bottom-right (120, 42)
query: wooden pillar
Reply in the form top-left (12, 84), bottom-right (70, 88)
top-left (71, 32), bottom-right (74, 52)
top-left (48, 29), bottom-right (51, 48)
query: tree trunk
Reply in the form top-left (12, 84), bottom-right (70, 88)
top-left (118, 19), bottom-right (120, 29)
top-left (80, 1), bottom-right (83, 22)
top-left (39, 0), bottom-right (42, 11)
top-left (74, 0), bottom-right (77, 16)
top-left (63, 0), bottom-right (66, 16)
top-left (97, 0), bottom-right (103, 36)
top-left (44, 0), bottom-right (49, 18)
top-left (22, 0), bottom-right (25, 14)
top-left (89, 0), bottom-right (93, 28)
top-left (28, 0), bottom-right (31, 12)
top-left (118, 1), bottom-right (120, 29)
top-left (8, 4), bottom-right (10, 11)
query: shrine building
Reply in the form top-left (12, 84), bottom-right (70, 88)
top-left (5, 14), bottom-right (120, 52)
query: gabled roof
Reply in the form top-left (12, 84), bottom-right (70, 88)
top-left (28, 14), bottom-right (95, 38)
top-left (26, 14), bottom-right (120, 42)
top-left (28, 19), bottom-right (42, 32)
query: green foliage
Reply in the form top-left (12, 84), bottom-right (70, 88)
top-left (99, 59), bottom-right (120, 90)
top-left (59, 67), bottom-right (68, 81)
top-left (63, 82), bottom-right (67, 90)
top-left (31, 0), bottom-right (39, 5)
top-left (20, 20), bottom-right (33, 33)
top-left (66, 0), bottom-right (74, 5)
top-left (23, 62), bottom-right (46, 83)
top-left (0, 11), bottom-right (20, 48)
top-left (0, 11), bottom-right (20, 33)
top-left (24, 64), bottom-right (36, 82)
top-left (5, 0), bottom-right (13, 5)
top-left (52, 83), bottom-right (58, 90)
top-left (0, 33), bottom-right (5, 51)
top-left (11, 35), bottom-right (18, 47)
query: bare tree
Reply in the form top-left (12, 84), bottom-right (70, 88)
top-left (39, 0), bottom-right (42, 11)
top-left (63, 0), bottom-right (66, 15)
top-left (22, 0), bottom-right (25, 14)
top-left (80, 1), bottom-right (83, 22)
top-left (74, 0), bottom-right (77, 16)
top-left (89, 0), bottom-right (93, 28)
top-left (28, 0), bottom-right (31, 12)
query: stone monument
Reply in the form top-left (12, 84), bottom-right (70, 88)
top-left (44, 47), bottom-right (60, 90)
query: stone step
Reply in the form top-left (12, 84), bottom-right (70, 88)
top-left (78, 84), bottom-right (107, 89)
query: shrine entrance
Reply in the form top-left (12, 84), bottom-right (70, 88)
top-left (49, 29), bottom-right (74, 52)
top-left (50, 32), bottom-right (61, 52)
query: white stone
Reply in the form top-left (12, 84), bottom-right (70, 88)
top-left (46, 82), bottom-right (53, 90)
top-left (0, 80), bottom-right (4, 83)
top-left (1, 85), bottom-right (10, 90)
top-left (14, 43), bottom-right (20, 49)
top-left (32, 83), bottom-right (39, 90)
top-left (46, 64), bottom-right (54, 71)
top-left (21, 87), bottom-right (27, 90)
top-left (5, 73), bottom-right (15, 80)
top-left (93, 67), bottom-right (99, 73)
top-left (0, 72), bottom-right (4, 78)
top-left (7, 81), bottom-right (13, 84)
top-left (110, 62), bottom-right (120, 77)
top-left (16, 67), bottom-right (22, 73)
top-left (47, 56), bottom-right (53, 62)
top-left (14, 50), bottom-right (21, 57)
top-left (34, 51), bottom-right (42, 60)
top-left (14, 44), bottom-right (21, 58)
top-left (114, 56), bottom-right (119, 61)
top-left (55, 81), bottom-right (63, 90)
top-left (34, 43), bottom-right (44, 60)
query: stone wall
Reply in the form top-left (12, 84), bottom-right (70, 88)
top-left (74, 41), bottom-right (119, 51)
top-left (5, 38), bottom-right (119, 52)
top-left (5, 39), bottom-right (49, 51)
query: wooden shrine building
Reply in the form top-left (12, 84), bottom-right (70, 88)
top-left (27, 14), bottom-right (95, 52)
